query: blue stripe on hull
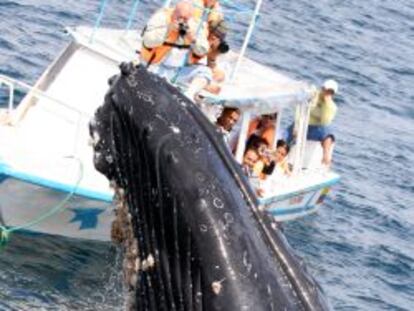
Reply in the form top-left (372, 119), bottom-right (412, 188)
top-left (269, 204), bottom-right (317, 216)
top-left (0, 173), bottom-right (8, 184)
top-left (0, 176), bottom-right (113, 240)
top-left (259, 177), bottom-right (340, 205)
top-left (268, 189), bottom-right (322, 218)
top-left (0, 163), bottom-right (112, 202)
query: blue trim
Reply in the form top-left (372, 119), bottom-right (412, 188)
top-left (303, 190), bottom-right (319, 209)
top-left (90, 0), bottom-right (110, 43)
top-left (69, 208), bottom-right (105, 230)
top-left (269, 190), bottom-right (319, 217)
top-left (0, 173), bottom-right (8, 184)
top-left (125, 0), bottom-right (140, 31)
top-left (258, 176), bottom-right (340, 205)
top-left (0, 163), bottom-right (113, 202)
top-left (268, 203), bottom-right (317, 216)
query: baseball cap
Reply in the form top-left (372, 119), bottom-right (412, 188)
top-left (209, 19), bottom-right (228, 40)
top-left (323, 79), bottom-right (338, 94)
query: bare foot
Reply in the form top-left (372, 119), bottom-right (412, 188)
top-left (322, 154), bottom-right (332, 167)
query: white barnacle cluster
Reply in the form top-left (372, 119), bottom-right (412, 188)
top-left (170, 125), bottom-right (181, 134)
top-left (141, 254), bottom-right (155, 271)
top-left (211, 278), bottom-right (226, 295)
top-left (111, 186), bottom-right (140, 310)
top-left (88, 122), bottom-right (100, 147)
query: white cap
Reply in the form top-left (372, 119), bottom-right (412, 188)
top-left (323, 79), bottom-right (338, 94)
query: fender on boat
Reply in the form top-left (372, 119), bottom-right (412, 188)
top-left (91, 63), bottom-right (329, 311)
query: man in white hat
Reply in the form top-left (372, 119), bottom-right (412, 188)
top-left (306, 79), bottom-right (339, 166)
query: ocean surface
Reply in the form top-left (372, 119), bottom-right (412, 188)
top-left (0, 0), bottom-right (413, 310)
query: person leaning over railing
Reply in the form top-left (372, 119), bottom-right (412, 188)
top-left (288, 79), bottom-right (339, 166)
top-left (203, 18), bottom-right (229, 94)
top-left (175, 17), bottom-right (230, 97)
top-left (306, 80), bottom-right (338, 166)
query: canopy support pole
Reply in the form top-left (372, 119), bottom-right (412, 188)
top-left (90, 0), bottom-right (110, 43)
top-left (272, 110), bottom-right (282, 149)
top-left (292, 100), bottom-right (310, 175)
top-left (230, 0), bottom-right (263, 81)
top-left (124, 0), bottom-right (141, 31)
top-left (235, 111), bottom-right (251, 163)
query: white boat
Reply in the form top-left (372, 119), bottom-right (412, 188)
top-left (0, 0), bottom-right (339, 241)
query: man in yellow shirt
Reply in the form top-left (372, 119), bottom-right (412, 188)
top-left (288, 79), bottom-right (339, 166)
top-left (307, 79), bottom-right (338, 165)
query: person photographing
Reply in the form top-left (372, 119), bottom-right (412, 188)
top-left (140, 1), bottom-right (209, 76)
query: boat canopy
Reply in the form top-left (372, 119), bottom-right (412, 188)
top-left (201, 51), bottom-right (314, 112)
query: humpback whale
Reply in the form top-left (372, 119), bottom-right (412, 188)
top-left (91, 63), bottom-right (329, 310)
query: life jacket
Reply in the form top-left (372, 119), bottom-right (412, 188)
top-left (141, 10), bottom-right (204, 67)
top-left (247, 119), bottom-right (276, 147)
top-left (193, 0), bottom-right (222, 24)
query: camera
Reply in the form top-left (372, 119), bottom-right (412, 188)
top-left (178, 22), bottom-right (189, 37)
top-left (218, 41), bottom-right (229, 54)
top-left (263, 149), bottom-right (273, 158)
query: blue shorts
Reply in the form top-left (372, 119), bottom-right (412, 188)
top-left (286, 123), bottom-right (335, 143)
top-left (307, 125), bottom-right (335, 142)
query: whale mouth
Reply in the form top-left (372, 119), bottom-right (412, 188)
top-left (91, 63), bottom-right (329, 311)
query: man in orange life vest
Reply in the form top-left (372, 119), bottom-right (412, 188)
top-left (140, 1), bottom-right (211, 90)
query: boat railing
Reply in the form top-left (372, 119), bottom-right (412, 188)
top-left (89, 0), bottom-right (258, 81)
top-left (0, 76), bottom-right (15, 114)
top-left (0, 74), bottom-right (90, 118)
top-left (0, 74), bottom-right (91, 157)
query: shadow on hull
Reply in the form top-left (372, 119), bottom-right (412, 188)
top-left (91, 63), bottom-right (329, 310)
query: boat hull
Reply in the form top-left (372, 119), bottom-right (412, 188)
top-left (265, 185), bottom-right (333, 221)
top-left (0, 173), bottom-right (113, 241)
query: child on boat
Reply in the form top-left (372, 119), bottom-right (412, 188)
top-left (242, 146), bottom-right (268, 197)
top-left (246, 137), bottom-right (273, 179)
top-left (254, 140), bottom-right (291, 197)
top-left (242, 147), bottom-right (260, 178)
top-left (268, 140), bottom-right (291, 177)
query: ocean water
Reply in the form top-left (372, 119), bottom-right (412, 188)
top-left (0, 0), bottom-right (413, 310)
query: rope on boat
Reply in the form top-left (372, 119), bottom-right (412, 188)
top-left (0, 157), bottom-right (84, 251)
top-left (90, 0), bottom-right (110, 43)
top-left (125, 0), bottom-right (141, 31)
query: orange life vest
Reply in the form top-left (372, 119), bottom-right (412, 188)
top-left (141, 11), bottom-right (204, 67)
top-left (248, 119), bottom-right (276, 147)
